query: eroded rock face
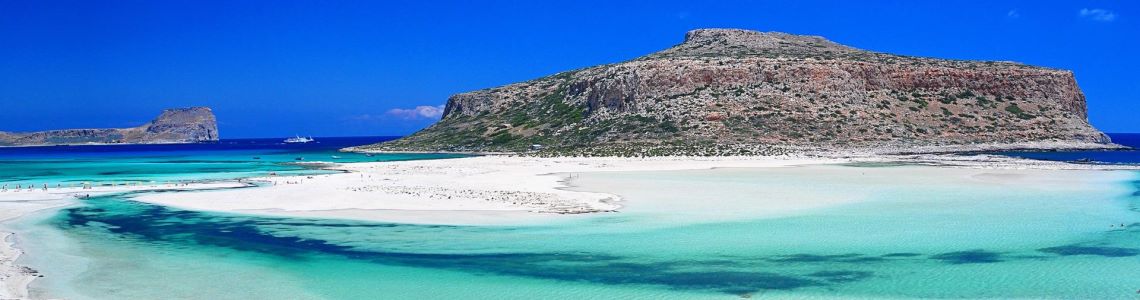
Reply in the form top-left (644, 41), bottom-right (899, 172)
top-left (0, 107), bottom-right (219, 146)
top-left (141, 107), bottom-right (220, 142)
top-left (360, 29), bottom-right (1112, 155)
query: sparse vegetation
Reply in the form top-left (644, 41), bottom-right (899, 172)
top-left (1004, 104), bottom-right (1036, 120)
top-left (353, 29), bottom-right (1105, 156)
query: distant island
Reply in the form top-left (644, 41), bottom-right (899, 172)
top-left (0, 107), bottom-right (218, 146)
top-left (348, 29), bottom-right (1115, 156)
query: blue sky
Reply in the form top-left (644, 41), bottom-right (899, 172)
top-left (1, 1), bottom-right (1136, 138)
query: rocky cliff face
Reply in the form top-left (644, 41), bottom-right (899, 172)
top-left (356, 29), bottom-right (1111, 155)
top-left (0, 107), bottom-right (219, 146)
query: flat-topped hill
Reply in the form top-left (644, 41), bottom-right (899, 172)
top-left (351, 29), bottom-right (1112, 156)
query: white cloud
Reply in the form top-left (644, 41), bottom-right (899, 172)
top-left (384, 105), bottom-right (446, 120)
top-left (1079, 8), bottom-right (1116, 22)
top-left (1007, 10), bottom-right (1020, 18)
top-left (342, 104), bottom-right (447, 124)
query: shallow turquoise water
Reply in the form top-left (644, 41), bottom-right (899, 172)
top-left (4, 143), bottom-right (1139, 299)
top-left (0, 139), bottom-right (465, 185)
top-left (9, 165), bottom-right (1140, 299)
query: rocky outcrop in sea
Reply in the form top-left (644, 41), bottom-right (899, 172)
top-left (352, 29), bottom-right (1113, 155)
top-left (0, 107), bottom-right (219, 146)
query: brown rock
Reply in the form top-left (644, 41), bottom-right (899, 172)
top-left (355, 29), bottom-right (1112, 155)
top-left (0, 107), bottom-right (219, 146)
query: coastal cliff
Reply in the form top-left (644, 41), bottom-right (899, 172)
top-left (353, 29), bottom-right (1112, 155)
top-left (0, 107), bottom-right (219, 146)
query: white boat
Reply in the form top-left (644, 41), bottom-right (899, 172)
top-left (284, 135), bottom-right (315, 144)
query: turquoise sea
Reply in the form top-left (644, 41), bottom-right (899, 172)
top-left (3, 136), bottom-right (1139, 299)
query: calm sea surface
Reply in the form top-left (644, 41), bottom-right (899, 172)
top-left (2, 136), bottom-right (1138, 299)
top-left (993, 133), bottom-right (1140, 165)
top-left (0, 136), bottom-right (465, 185)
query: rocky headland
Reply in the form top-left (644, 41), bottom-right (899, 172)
top-left (349, 29), bottom-right (1116, 156)
top-left (0, 107), bottom-right (219, 146)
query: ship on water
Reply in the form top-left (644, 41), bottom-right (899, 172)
top-left (283, 135), bottom-right (315, 144)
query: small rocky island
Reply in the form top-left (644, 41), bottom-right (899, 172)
top-left (350, 29), bottom-right (1114, 156)
top-left (0, 107), bottom-right (219, 146)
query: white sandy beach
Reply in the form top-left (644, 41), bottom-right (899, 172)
top-left (1, 154), bottom-right (1134, 299)
top-left (131, 156), bottom-right (851, 225)
top-left (130, 154), bottom-right (1137, 226)
top-left (0, 182), bottom-right (245, 300)
top-left (1, 189), bottom-right (78, 300)
top-left (1, 156), bottom-right (841, 298)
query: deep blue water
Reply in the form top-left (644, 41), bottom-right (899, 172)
top-left (0, 136), bottom-right (468, 185)
top-left (993, 133), bottom-right (1140, 165)
top-left (5, 134), bottom-right (1135, 165)
top-left (0, 136), bottom-right (398, 159)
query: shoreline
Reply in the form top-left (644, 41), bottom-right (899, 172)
top-left (131, 153), bottom-right (1139, 226)
top-left (1, 231), bottom-right (37, 299)
top-left (1, 201), bottom-right (66, 300)
top-left (0, 194), bottom-right (74, 300)
top-left (342, 140), bottom-right (1130, 156)
top-left (1, 153), bottom-right (1137, 298)
top-left (131, 156), bottom-right (849, 225)
top-left (0, 182), bottom-right (248, 299)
